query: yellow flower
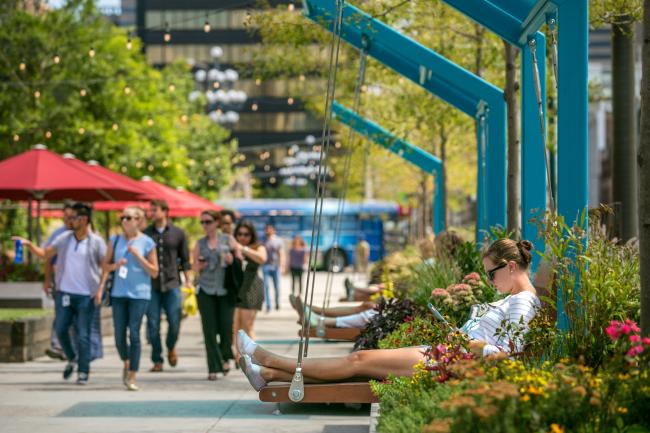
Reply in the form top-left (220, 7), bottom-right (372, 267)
top-left (617, 407), bottom-right (628, 414)
top-left (520, 394), bottom-right (531, 402)
top-left (549, 423), bottom-right (564, 433)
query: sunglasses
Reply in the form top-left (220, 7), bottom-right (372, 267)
top-left (486, 263), bottom-right (508, 281)
top-left (200, 219), bottom-right (216, 225)
top-left (120, 215), bottom-right (138, 222)
top-left (236, 232), bottom-right (251, 237)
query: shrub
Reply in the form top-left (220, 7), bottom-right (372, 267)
top-left (0, 254), bottom-right (43, 282)
top-left (378, 316), bottom-right (448, 350)
top-left (354, 297), bottom-right (424, 351)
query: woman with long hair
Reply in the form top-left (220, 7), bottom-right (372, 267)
top-left (238, 238), bottom-right (540, 390)
top-left (99, 206), bottom-right (158, 391)
top-left (192, 210), bottom-right (236, 380)
top-left (231, 220), bottom-right (267, 355)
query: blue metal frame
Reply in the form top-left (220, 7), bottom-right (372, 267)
top-left (302, 0), bottom-right (507, 241)
top-left (332, 101), bottom-right (445, 234)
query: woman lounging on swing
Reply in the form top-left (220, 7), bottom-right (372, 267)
top-left (238, 238), bottom-right (540, 391)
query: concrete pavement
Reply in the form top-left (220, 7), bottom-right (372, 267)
top-left (0, 273), bottom-right (371, 433)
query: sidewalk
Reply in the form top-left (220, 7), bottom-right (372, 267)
top-left (0, 273), bottom-right (371, 433)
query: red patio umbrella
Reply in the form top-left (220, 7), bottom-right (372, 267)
top-left (0, 145), bottom-right (144, 202)
top-left (94, 177), bottom-right (222, 217)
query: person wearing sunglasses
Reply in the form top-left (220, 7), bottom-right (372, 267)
top-left (230, 220), bottom-right (267, 359)
top-left (192, 210), bottom-right (237, 380)
top-left (237, 238), bottom-right (540, 391)
top-left (98, 206), bottom-right (158, 391)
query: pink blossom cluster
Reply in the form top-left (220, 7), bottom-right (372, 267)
top-left (462, 272), bottom-right (482, 286)
top-left (424, 342), bottom-right (474, 383)
top-left (605, 320), bottom-right (650, 358)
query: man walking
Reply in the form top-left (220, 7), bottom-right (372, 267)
top-left (144, 200), bottom-right (192, 371)
top-left (262, 224), bottom-right (284, 312)
top-left (31, 203), bottom-right (105, 384)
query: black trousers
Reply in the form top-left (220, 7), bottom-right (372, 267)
top-left (197, 290), bottom-right (235, 373)
top-left (290, 268), bottom-right (303, 296)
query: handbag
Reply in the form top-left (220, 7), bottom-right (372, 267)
top-left (102, 236), bottom-right (120, 307)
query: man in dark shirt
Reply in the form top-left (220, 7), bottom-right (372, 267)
top-left (144, 200), bottom-right (192, 372)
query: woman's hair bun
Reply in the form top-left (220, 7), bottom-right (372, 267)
top-left (516, 240), bottom-right (533, 265)
top-left (518, 240), bottom-right (533, 251)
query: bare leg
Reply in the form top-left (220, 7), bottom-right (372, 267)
top-left (295, 296), bottom-right (375, 318)
top-left (254, 345), bottom-right (425, 381)
top-left (240, 309), bottom-right (257, 340)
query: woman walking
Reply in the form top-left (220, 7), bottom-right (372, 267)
top-left (193, 210), bottom-right (236, 380)
top-left (99, 206), bottom-right (158, 391)
top-left (289, 235), bottom-right (307, 296)
top-left (231, 220), bottom-right (267, 353)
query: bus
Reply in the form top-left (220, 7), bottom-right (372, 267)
top-left (218, 199), bottom-right (405, 271)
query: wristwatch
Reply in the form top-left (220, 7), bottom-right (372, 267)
top-left (242, 246), bottom-right (250, 254)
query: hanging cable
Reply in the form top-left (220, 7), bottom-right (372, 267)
top-left (289, 0), bottom-right (345, 403)
top-left (528, 38), bottom-right (556, 213)
top-left (479, 112), bottom-right (488, 234)
top-left (317, 46), bottom-right (368, 337)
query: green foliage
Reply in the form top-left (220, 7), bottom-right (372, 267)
top-left (0, 0), bottom-right (235, 198)
top-left (589, 0), bottom-right (643, 27)
top-left (0, 254), bottom-right (43, 281)
top-left (453, 241), bottom-right (484, 276)
top-left (378, 316), bottom-right (447, 350)
top-left (538, 210), bottom-right (640, 367)
top-left (0, 308), bottom-right (52, 321)
top-left (402, 256), bottom-right (462, 308)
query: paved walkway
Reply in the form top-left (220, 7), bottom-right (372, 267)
top-left (0, 273), bottom-right (371, 433)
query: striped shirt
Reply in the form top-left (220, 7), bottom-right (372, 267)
top-left (462, 291), bottom-right (540, 357)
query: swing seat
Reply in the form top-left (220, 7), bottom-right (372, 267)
top-left (259, 381), bottom-right (379, 403)
top-left (298, 327), bottom-right (361, 341)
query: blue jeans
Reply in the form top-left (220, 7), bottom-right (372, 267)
top-left (262, 265), bottom-right (281, 311)
top-left (146, 288), bottom-right (181, 364)
top-left (51, 292), bottom-right (103, 360)
top-left (55, 293), bottom-right (95, 374)
top-left (112, 297), bottom-right (149, 372)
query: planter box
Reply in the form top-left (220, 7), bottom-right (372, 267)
top-left (0, 314), bottom-right (53, 362)
top-left (0, 282), bottom-right (53, 309)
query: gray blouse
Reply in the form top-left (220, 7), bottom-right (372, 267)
top-left (196, 237), bottom-right (226, 296)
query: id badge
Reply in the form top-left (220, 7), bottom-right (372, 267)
top-left (118, 266), bottom-right (128, 279)
top-left (62, 294), bottom-right (70, 307)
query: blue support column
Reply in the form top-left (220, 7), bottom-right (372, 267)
top-left (433, 171), bottom-right (444, 234)
top-left (557, 0), bottom-right (589, 330)
top-left (486, 102), bottom-right (508, 236)
top-left (521, 33), bottom-right (547, 271)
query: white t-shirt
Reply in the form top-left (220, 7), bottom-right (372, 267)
top-left (58, 237), bottom-right (92, 296)
top-left (463, 291), bottom-right (540, 356)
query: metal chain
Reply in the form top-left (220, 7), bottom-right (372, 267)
top-left (548, 18), bottom-right (559, 92)
top-left (528, 38), bottom-right (556, 213)
top-left (319, 48), bottom-right (368, 329)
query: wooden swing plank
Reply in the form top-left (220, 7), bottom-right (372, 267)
top-left (298, 327), bottom-right (361, 341)
top-left (259, 382), bottom-right (379, 403)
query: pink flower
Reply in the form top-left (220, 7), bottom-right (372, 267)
top-left (606, 324), bottom-right (621, 341)
top-left (626, 345), bottom-right (644, 357)
top-left (630, 335), bottom-right (641, 343)
top-left (620, 324), bottom-right (632, 334)
top-left (642, 337), bottom-right (650, 346)
top-left (432, 288), bottom-right (449, 297)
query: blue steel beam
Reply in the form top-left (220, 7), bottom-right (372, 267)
top-left (303, 0), bottom-right (507, 238)
top-left (332, 101), bottom-right (445, 234)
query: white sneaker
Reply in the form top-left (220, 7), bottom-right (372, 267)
top-left (238, 355), bottom-right (266, 391)
top-left (236, 330), bottom-right (258, 361)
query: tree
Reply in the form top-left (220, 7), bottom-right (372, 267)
top-left (591, 0), bottom-right (643, 241)
top-left (639, 0), bottom-right (650, 336)
top-left (504, 42), bottom-right (520, 238)
top-left (0, 0), bottom-right (235, 199)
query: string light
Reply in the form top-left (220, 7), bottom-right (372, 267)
top-left (34, 90), bottom-right (41, 99)
top-left (163, 22), bottom-right (171, 42)
top-left (162, 160), bottom-right (169, 167)
top-left (203, 14), bottom-right (211, 33)
top-left (112, 123), bottom-right (119, 131)
top-left (264, 164), bottom-right (270, 171)
top-left (148, 164), bottom-right (154, 171)
top-left (147, 118), bottom-right (154, 126)
top-left (255, 78), bottom-right (261, 86)
top-left (78, 127), bottom-right (86, 135)
top-left (135, 161), bottom-right (143, 168)
top-left (19, 62), bottom-right (26, 72)
top-left (287, 97), bottom-right (294, 105)
top-left (126, 36), bottom-right (132, 50)
top-left (187, 179), bottom-right (193, 186)
top-left (270, 177), bottom-right (276, 184)
top-left (168, 83), bottom-right (176, 92)
top-left (45, 131), bottom-right (52, 139)
top-left (123, 86), bottom-right (131, 95)
top-left (239, 154), bottom-right (246, 161)
top-left (212, 82), bottom-right (220, 88)
top-left (121, 166), bottom-right (127, 173)
top-left (180, 114), bottom-right (188, 123)
top-left (288, 3), bottom-right (295, 11)
top-left (88, 47), bottom-right (96, 58)
top-left (251, 103), bottom-right (258, 111)
top-left (214, 156), bottom-right (221, 163)
top-left (203, 160), bottom-right (210, 167)
top-left (208, 179), bottom-right (215, 186)
top-left (299, 74), bottom-right (305, 81)
top-left (53, 55), bottom-right (60, 64)
top-left (13, 134), bottom-right (20, 142)
top-left (79, 88), bottom-right (87, 97)
top-left (335, 141), bottom-right (342, 148)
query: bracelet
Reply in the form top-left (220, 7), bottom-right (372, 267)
top-left (242, 246), bottom-right (250, 254)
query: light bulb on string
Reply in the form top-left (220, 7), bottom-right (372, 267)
top-left (213, 82), bottom-right (220, 89)
top-left (78, 127), bottom-right (86, 135)
top-left (180, 114), bottom-right (188, 123)
top-left (162, 160), bottom-right (169, 167)
top-left (45, 131), bottom-right (52, 139)
top-left (287, 97), bottom-right (294, 105)
top-left (34, 90), bottom-right (41, 99)
top-left (126, 36), bottom-right (132, 50)
top-left (148, 164), bottom-right (154, 172)
top-left (147, 118), bottom-right (154, 126)
top-left (79, 88), bottom-right (87, 97)
top-left (88, 47), bottom-right (96, 58)
top-left (255, 78), bottom-right (261, 86)
top-left (13, 134), bottom-right (20, 142)
top-left (203, 14), bottom-right (211, 33)
top-left (288, 3), bottom-right (295, 11)
top-left (19, 62), bottom-right (26, 72)
top-left (251, 103), bottom-right (258, 111)
top-left (299, 74), bottom-right (305, 81)
top-left (208, 179), bottom-right (214, 186)
top-left (123, 86), bottom-right (131, 95)
top-left (121, 166), bottom-right (127, 173)
top-left (112, 123), bottom-right (119, 131)
top-left (163, 22), bottom-right (171, 42)
top-left (168, 83), bottom-right (176, 92)
top-left (53, 55), bottom-right (60, 64)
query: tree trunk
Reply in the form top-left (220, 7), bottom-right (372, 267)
top-left (612, 19), bottom-right (639, 241)
top-left (439, 126), bottom-right (448, 229)
top-left (639, 0), bottom-right (650, 336)
top-left (363, 143), bottom-right (373, 200)
top-left (504, 41), bottom-right (520, 238)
